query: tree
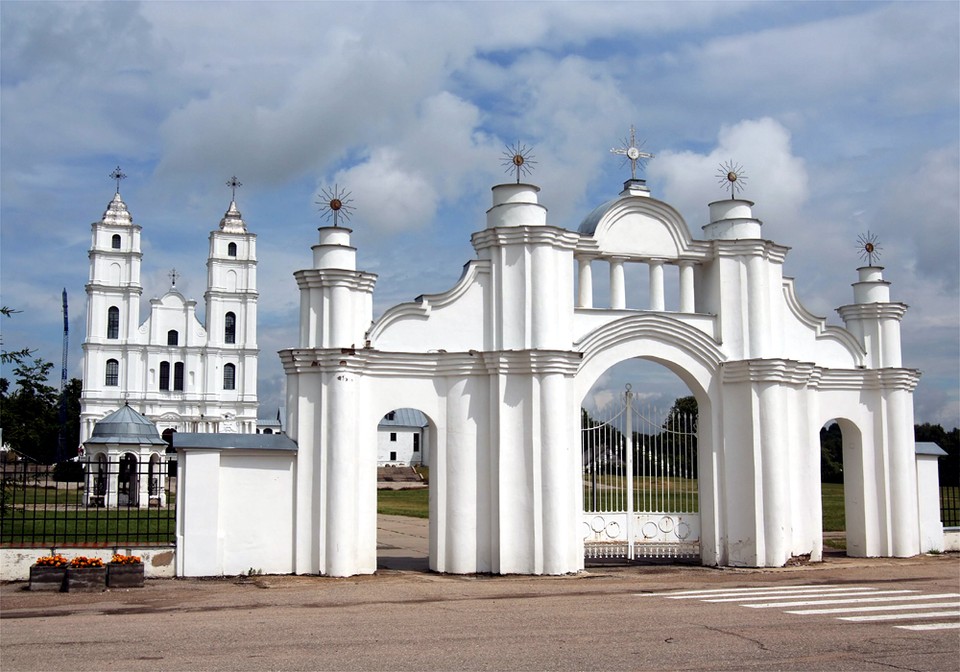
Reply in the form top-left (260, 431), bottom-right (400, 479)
top-left (820, 423), bottom-right (844, 483)
top-left (0, 358), bottom-right (59, 463)
top-left (655, 396), bottom-right (698, 477)
top-left (0, 307), bottom-right (33, 365)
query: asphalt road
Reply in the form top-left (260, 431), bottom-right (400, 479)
top-left (2, 518), bottom-right (957, 671)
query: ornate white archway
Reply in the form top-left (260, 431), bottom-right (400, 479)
top-left (178, 174), bottom-right (926, 577)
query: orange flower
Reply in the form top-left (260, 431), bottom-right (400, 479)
top-left (35, 554), bottom-right (68, 567)
top-left (110, 554), bottom-right (142, 565)
top-left (69, 556), bottom-right (104, 568)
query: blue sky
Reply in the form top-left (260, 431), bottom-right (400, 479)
top-left (1, 1), bottom-right (958, 427)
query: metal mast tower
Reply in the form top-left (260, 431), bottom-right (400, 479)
top-left (57, 288), bottom-right (68, 462)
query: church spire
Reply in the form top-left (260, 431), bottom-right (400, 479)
top-left (219, 176), bottom-right (247, 233)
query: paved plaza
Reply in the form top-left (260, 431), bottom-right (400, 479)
top-left (2, 516), bottom-right (958, 671)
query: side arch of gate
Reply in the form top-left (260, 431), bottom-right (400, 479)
top-left (574, 314), bottom-right (725, 565)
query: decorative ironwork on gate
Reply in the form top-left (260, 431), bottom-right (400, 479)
top-left (582, 385), bottom-right (699, 561)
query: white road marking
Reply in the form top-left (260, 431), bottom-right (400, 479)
top-left (743, 593), bottom-right (960, 609)
top-left (839, 610), bottom-right (960, 622)
top-left (703, 589), bottom-right (916, 603)
top-left (788, 601), bottom-right (960, 615)
top-left (667, 586), bottom-right (879, 600)
top-left (656, 584), bottom-right (862, 597)
top-left (894, 623), bottom-right (960, 631)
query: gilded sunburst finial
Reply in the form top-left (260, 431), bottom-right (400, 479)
top-left (316, 184), bottom-right (355, 227)
top-left (857, 231), bottom-right (883, 266)
top-left (501, 141), bottom-right (537, 184)
top-left (716, 160), bottom-right (748, 199)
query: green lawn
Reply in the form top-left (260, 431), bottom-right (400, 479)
top-left (1, 507), bottom-right (176, 545)
top-left (821, 482), bottom-right (846, 532)
top-left (377, 488), bottom-right (429, 518)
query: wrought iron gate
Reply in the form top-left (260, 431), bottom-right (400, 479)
top-left (582, 385), bottom-right (699, 560)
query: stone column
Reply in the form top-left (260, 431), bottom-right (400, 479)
top-left (679, 261), bottom-right (695, 313)
top-left (648, 259), bottom-right (665, 311)
top-left (577, 257), bottom-right (593, 308)
top-left (609, 258), bottom-right (626, 310)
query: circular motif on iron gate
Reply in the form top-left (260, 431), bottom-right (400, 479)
top-left (658, 516), bottom-right (675, 533)
top-left (605, 520), bottom-right (621, 539)
top-left (676, 521), bottom-right (691, 540)
top-left (642, 521), bottom-right (659, 539)
top-left (591, 516), bottom-right (607, 534)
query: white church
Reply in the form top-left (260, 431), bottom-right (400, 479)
top-left (79, 175), bottom-right (259, 446)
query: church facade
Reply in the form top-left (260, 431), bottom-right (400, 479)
top-left (79, 184), bottom-right (259, 446)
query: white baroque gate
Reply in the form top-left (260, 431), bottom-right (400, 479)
top-left (582, 385), bottom-right (700, 561)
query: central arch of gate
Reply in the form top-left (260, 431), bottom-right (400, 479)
top-left (575, 314), bottom-right (724, 566)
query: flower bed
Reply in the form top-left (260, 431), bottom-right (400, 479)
top-left (29, 555), bottom-right (69, 591)
top-left (65, 556), bottom-right (106, 592)
top-left (107, 554), bottom-right (144, 588)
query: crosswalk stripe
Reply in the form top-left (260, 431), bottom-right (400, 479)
top-left (839, 610), bottom-right (960, 622)
top-left (894, 623), bottom-right (960, 631)
top-left (703, 589), bottom-right (915, 603)
top-left (667, 586), bottom-right (879, 600)
top-left (743, 593), bottom-right (960, 609)
top-left (787, 601), bottom-right (960, 615)
top-left (657, 584), bottom-right (857, 597)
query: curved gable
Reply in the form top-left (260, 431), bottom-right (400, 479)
top-left (579, 196), bottom-right (695, 259)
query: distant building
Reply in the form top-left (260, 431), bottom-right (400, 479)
top-left (377, 408), bottom-right (428, 466)
top-left (257, 407), bottom-right (286, 435)
top-left (80, 186), bottom-right (259, 446)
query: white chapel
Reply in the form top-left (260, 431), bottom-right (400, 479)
top-left (80, 177), bottom-right (259, 446)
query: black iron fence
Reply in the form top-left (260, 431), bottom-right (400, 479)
top-left (0, 459), bottom-right (177, 547)
top-left (942, 486), bottom-right (960, 528)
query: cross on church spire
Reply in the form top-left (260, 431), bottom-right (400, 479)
top-left (169, 268), bottom-right (180, 287)
top-left (226, 175), bottom-right (242, 202)
top-left (611, 125), bottom-right (654, 180)
top-left (109, 166), bottom-right (127, 194)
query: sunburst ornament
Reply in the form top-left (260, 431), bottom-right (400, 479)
top-left (316, 184), bottom-right (355, 227)
top-left (856, 231), bottom-right (883, 266)
top-left (501, 141), bottom-right (537, 183)
top-left (716, 160), bottom-right (748, 199)
top-left (611, 125), bottom-right (655, 180)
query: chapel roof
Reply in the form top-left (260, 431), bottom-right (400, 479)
top-left (87, 404), bottom-right (168, 446)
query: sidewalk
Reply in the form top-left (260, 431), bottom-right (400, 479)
top-left (376, 513), bottom-right (430, 571)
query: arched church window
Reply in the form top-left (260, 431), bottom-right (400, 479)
top-left (107, 306), bottom-right (120, 339)
top-left (225, 312), bottom-right (236, 344)
top-left (167, 330), bottom-right (179, 346)
top-left (223, 363), bottom-right (236, 390)
top-left (174, 362), bottom-right (184, 391)
top-left (228, 242), bottom-right (237, 257)
top-left (159, 361), bottom-right (170, 390)
top-left (111, 234), bottom-right (121, 249)
top-left (105, 359), bottom-right (119, 386)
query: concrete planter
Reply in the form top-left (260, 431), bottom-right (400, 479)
top-left (65, 567), bottom-right (106, 592)
top-left (29, 565), bottom-right (66, 591)
top-left (107, 563), bottom-right (144, 588)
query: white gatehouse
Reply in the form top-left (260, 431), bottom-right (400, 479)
top-left (176, 173), bottom-right (934, 577)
